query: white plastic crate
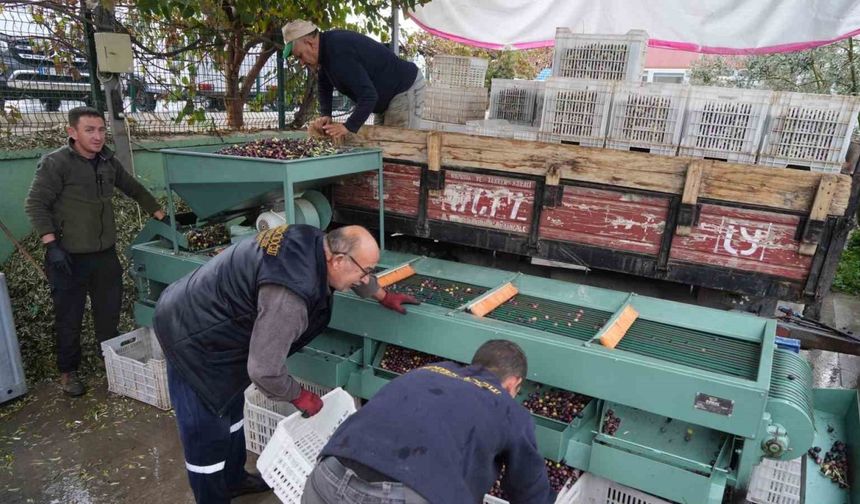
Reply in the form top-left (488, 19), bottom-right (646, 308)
top-left (679, 87), bottom-right (774, 164)
top-left (746, 458), bottom-right (801, 504)
top-left (423, 85), bottom-right (489, 124)
top-left (489, 79), bottom-right (546, 125)
top-left (257, 388), bottom-right (358, 504)
top-left (244, 385), bottom-right (299, 455)
top-left (565, 473), bottom-right (671, 503)
top-left (607, 81), bottom-right (689, 155)
top-left (244, 380), bottom-right (362, 455)
top-left (539, 78), bottom-right (614, 147)
top-left (552, 29), bottom-right (649, 82)
top-left (466, 119), bottom-right (540, 141)
top-left (483, 473), bottom-right (604, 504)
top-left (101, 327), bottom-right (171, 410)
top-left (430, 54), bottom-right (489, 88)
top-left (758, 91), bottom-right (860, 173)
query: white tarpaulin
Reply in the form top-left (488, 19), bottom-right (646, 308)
top-left (407, 0), bottom-right (860, 54)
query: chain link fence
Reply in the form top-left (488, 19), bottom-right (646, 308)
top-left (0, 3), bottom-right (301, 146)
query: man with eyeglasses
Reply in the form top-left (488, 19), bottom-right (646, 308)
top-left (153, 224), bottom-right (418, 504)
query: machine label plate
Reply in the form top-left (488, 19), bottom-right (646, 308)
top-left (694, 393), bottom-right (734, 416)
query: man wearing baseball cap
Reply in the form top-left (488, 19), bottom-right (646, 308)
top-left (282, 20), bottom-right (425, 139)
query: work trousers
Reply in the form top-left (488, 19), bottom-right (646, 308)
top-left (301, 456), bottom-right (429, 504)
top-left (46, 246), bottom-right (122, 373)
top-left (376, 72), bottom-right (426, 129)
top-left (166, 363), bottom-right (249, 504)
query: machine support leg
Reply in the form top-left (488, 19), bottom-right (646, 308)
top-left (377, 163), bottom-right (385, 250)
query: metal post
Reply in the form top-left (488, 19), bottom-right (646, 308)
top-left (81, 0), bottom-right (105, 112)
top-left (391, 8), bottom-right (400, 56)
top-left (277, 47), bottom-right (286, 129)
top-left (91, 3), bottom-right (133, 172)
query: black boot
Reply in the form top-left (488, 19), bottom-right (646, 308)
top-left (60, 371), bottom-right (85, 397)
top-left (229, 472), bottom-right (270, 498)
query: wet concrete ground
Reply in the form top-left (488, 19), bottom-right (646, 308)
top-left (1, 289), bottom-right (857, 503)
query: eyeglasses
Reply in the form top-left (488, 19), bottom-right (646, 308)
top-left (332, 251), bottom-right (372, 280)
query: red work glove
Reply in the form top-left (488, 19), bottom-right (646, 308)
top-left (290, 388), bottom-right (323, 418)
top-left (380, 291), bottom-right (421, 315)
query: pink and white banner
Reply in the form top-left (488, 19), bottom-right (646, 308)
top-left (407, 0), bottom-right (860, 54)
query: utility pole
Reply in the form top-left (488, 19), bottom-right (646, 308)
top-left (85, 1), bottom-right (134, 173)
top-left (391, 8), bottom-right (400, 56)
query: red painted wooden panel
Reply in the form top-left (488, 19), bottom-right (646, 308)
top-left (669, 204), bottom-right (812, 280)
top-left (427, 170), bottom-right (535, 234)
top-left (332, 163), bottom-right (420, 217)
top-left (539, 186), bottom-right (669, 256)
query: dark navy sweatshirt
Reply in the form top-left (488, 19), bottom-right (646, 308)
top-left (317, 30), bottom-right (419, 132)
top-left (320, 362), bottom-right (554, 504)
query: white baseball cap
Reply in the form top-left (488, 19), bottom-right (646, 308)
top-left (281, 20), bottom-right (318, 57)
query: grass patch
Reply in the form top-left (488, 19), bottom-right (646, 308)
top-left (833, 228), bottom-right (860, 295)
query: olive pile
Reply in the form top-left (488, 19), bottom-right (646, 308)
top-left (522, 386), bottom-right (592, 423)
top-left (488, 459), bottom-right (580, 498)
top-left (378, 345), bottom-right (445, 374)
top-left (185, 224), bottom-right (230, 251)
top-left (601, 408), bottom-right (622, 436)
top-left (216, 137), bottom-right (344, 160)
top-left (809, 441), bottom-right (850, 489)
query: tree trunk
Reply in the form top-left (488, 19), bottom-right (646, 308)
top-left (290, 72), bottom-right (318, 129)
top-left (225, 65), bottom-right (243, 129)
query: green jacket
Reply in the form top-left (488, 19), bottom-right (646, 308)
top-left (25, 141), bottom-right (160, 254)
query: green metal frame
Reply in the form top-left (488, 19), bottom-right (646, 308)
top-left (127, 158), bottom-right (847, 503)
top-left (158, 144), bottom-right (385, 253)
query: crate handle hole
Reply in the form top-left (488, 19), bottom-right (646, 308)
top-left (119, 337), bottom-right (138, 347)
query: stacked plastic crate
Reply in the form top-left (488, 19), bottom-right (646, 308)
top-left (678, 87), bottom-right (774, 163)
top-left (606, 81), bottom-right (689, 155)
top-left (757, 91), bottom-right (860, 173)
top-left (539, 29), bottom-right (648, 146)
top-left (476, 79), bottom-right (545, 140)
top-left (422, 55), bottom-right (489, 129)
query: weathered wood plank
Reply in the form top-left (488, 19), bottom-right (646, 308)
top-left (349, 126), bottom-right (852, 216)
top-left (798, 174), bottom-right (839, 256)
top-left (669, 204), bottom-right (812, 280)
top-left (676, 162), bottom-right (706, 236)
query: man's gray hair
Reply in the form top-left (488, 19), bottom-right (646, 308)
top-left (325, 226), bottom-right (361, 255)
top-left (471, 340), bottom-right (528, 381)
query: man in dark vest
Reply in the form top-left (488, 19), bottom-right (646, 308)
top-left (153, 224), bottom-right (418, 504)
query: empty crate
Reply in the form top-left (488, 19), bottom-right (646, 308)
top-left (679, 87), bottom-right (774, 164)
top-left (607, 82), bottom-right (690, 155)
top-left (430, 55), bottom-right (489, 88)
top-left (539, 78), bottom-right (614, 147)
top-left (758, 91), bottom-right (860, 173)
top-left (552, 28), bottom-right (649, 82)
top-left (423, 84), bottom-right (488, 124)
top-left (102, 327), bottom-right (170, 410)
top-left (489, 79), bottom-right (546, 125)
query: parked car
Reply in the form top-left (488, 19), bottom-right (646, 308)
top-left (0, 33), bottom-right (164, 112)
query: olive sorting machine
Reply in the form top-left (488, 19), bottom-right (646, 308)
top-left (130, 141), bottom-right (860, 504)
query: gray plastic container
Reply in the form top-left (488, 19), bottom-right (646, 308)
top-left (0, 272), bottom-right (27, 403)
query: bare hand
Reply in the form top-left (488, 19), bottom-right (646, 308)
top-left (322, 122), bottom-right (350, 140)
top-left (313, 116), bottom-right (332, 129)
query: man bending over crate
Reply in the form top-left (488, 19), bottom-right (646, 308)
top-left (282, 19), bottom-right (425, 138)
top-left (153, 224), bottom-right (418, 503)
top-left (302, 339), bottom-right (554, 504)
